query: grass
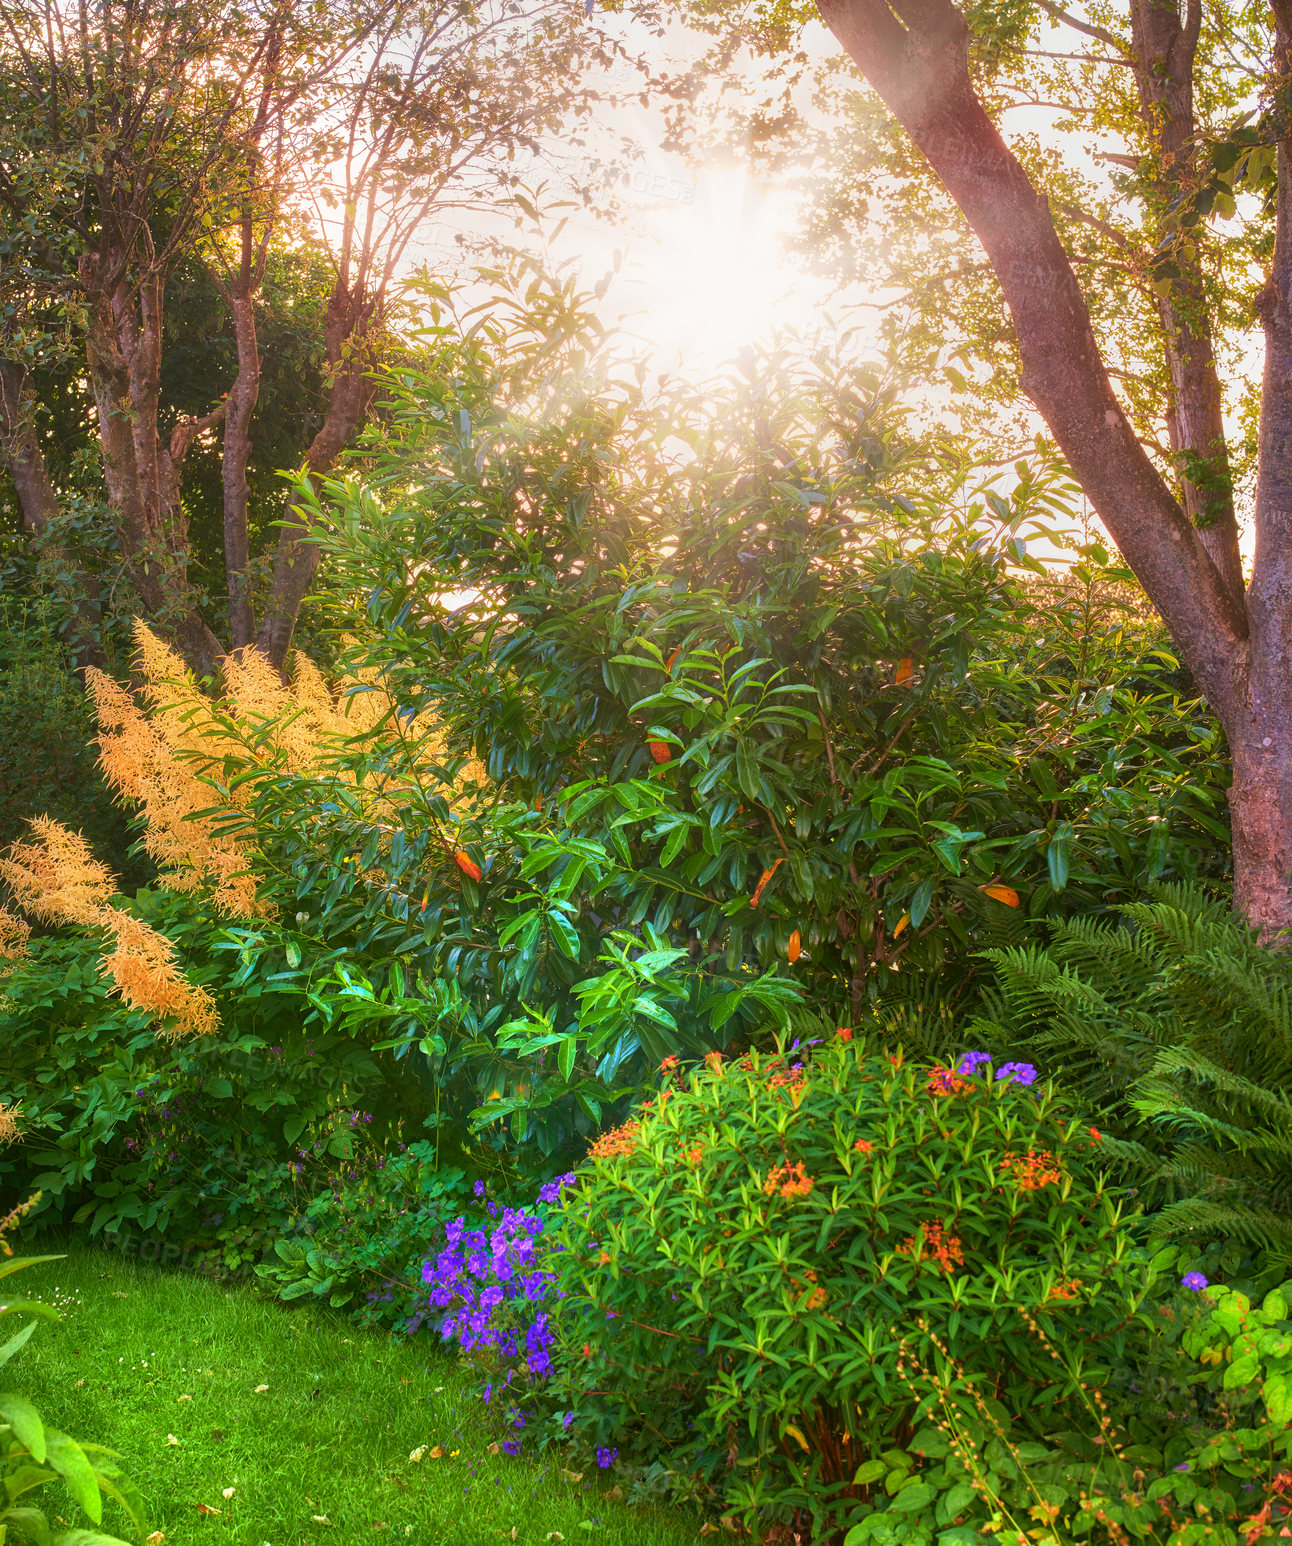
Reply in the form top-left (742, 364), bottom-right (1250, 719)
top-left (12, 1239), bottom-right (708, 1546)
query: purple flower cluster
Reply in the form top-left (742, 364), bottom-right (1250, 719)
top-left (422, 1172), bottom-right (579, 1389)
top-left (955, 1051), bottom-right (1039, 1086)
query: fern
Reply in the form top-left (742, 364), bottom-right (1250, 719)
top-left (970, 882), bottom-right (1292, 1264)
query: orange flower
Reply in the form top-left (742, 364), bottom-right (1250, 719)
top-left (589, 1119), bottom-right (641, 1160)
top-left (836, 1027), bottom-right (852, 1042)
top-left (1048, 1279), bottom-right (1081, 1301)
top-left (898, 1220), bottom-right (964, 1275)
top-left (1089, 1126), bottom-right (1102, 1142)
top-left (853, 1139), bottom-right (874, 1155)
top-left (927, 1066), bottom-right (969, 1097)
top-left (763, 1160), bottom-right (813, 1199)
top-left (660, 1054), bottom-right (680, 1074)
top-left (685, 1144), bottom-right (704, 1166)
top-left (705, 1050), bottom-right (724, 1072)
top-left (1000, 1148), bottom-right (1063, 1191)
top-left (582, 1343), bottom-right (591, 1358)
top-left (453, 850), bottom-right (482, 882)
top-left (597, 1250), bottom-right (611, 1265)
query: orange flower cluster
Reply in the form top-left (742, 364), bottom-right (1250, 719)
top-left (1048, 1279), bottom-right (1081, 1301)
top-left (685, 1144), bottom-right (705, 1166)
top-left (926, 1066), bottom-right (970, 1097)
top-left (763, 1160), bottom-right (813, 1200)
top-left (704, 1051), bottom-right (724, 1072)
top-left (766, 1065), bottom-right (807, 1094)
top-left (853, 1139), bottom-right (874, 1155)
top-left (1, 818), bottom-right (217, 1038)
top-left (589, 1119), bottom-right (641, 1160)
top-left (659, 1055), bottom-right (680, 1074)
top-left (836, 1027), bottom-right (853, 1042)
top-left (795, 1269), bottom-right (827, 1311)
top-left (1000, 1148), bottom-right (1064, 1191)
top-left (899, 1220), bottom-right (964, 1275)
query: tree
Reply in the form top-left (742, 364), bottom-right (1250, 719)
top-left (653, 0), bottom-right (1292, 932)
top-left (0, 0), bottom-right (623, 673)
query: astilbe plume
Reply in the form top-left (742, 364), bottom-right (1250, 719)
top-left (98, 906), bottom-right (219, 1040)
top-left (0, 815), bottom-right (117, 926)
top-left (0, 1103), bottom-right (20, 1144)
top-left (0, 907), bottom-right (30, 966)
top-left (86, 629), bottom-right (267, 920)
top-left (0, 816), bottom-right (217, 1039)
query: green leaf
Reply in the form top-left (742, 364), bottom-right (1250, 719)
top-left (559, 1034), bottom-right (578, 1082)
top-left (0, 1392), bottom-right (47, 1462)
top-left (43, 1431), bottom-right (102, 1523)
top-left (0, 1317), bottom-right (40, 1368)
top-left (852, 1459), bottom-right (888, 1486)
top-left (735, 740), bottom-right (761, 801)
top-left (1265, 1370), bottom-right (1292, 1426)
top-left (889, 1482), bottom-right (937, 1512)
top-left (1223, 1351), bottom-right (1259, 1390)
top-left (909, 878), bottom-right (934, 928)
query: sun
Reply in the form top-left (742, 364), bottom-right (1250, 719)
top-left (571, 165), bottom-right (858, 373)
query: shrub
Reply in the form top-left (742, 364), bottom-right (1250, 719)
top-left (430, 1031), bottom-right (1165, 1542)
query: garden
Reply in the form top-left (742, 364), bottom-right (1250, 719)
top-left (5, 0), bottom-right (1292, 1543)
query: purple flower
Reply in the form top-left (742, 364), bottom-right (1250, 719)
top-left (473, 1180), bottom-right (486, 1199)
top-left (1181, 1272), bottom-right (1209, 1291)
top-left (955, 1051), bottom-right (993, 1075)
top-left (501, 1438), bottom-right (521, 1455)
top-left (596, 1446), bottom-right (618, 1469)
top-left (562, 1412), bottom-right (575, 1430)
top-left (1174, 1462), bottom-right (1192, 1472)
top-left (537, 1172), bottom-right (577, 1206)
top-left (995, 1061), bottom-right (1038, 1086)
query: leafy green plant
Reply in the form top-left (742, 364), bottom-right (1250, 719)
top-left (967, 883), bottom-right (1292, 1262)
top-left (844, 1274), bottom-right (1292, 1545)
top-left (498, 1031), bottom-right (1163, 1544)
top-left (0, 1199), bottom-right (146, 1543)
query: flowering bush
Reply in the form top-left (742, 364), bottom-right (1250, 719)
top-left (509, 1034), bottom-right (1162, 1542)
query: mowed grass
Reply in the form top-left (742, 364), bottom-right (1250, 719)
top-left (14, 1240), bottom-right (707, 1546)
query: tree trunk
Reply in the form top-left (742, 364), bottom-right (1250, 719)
top-left (255, 282), bottom-right (380, 670)
top-left (1129, 0), bottom-right (1245, 607)
top-left (79, 250), bottom-right (227, 679)
top-left (223, 274), bottom-right (261, 651)
top-left (1237, 0), bottom-right (1292, 932)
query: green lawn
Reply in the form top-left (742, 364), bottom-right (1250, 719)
top-left (12, 1240), bottom-right (707, 1546)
